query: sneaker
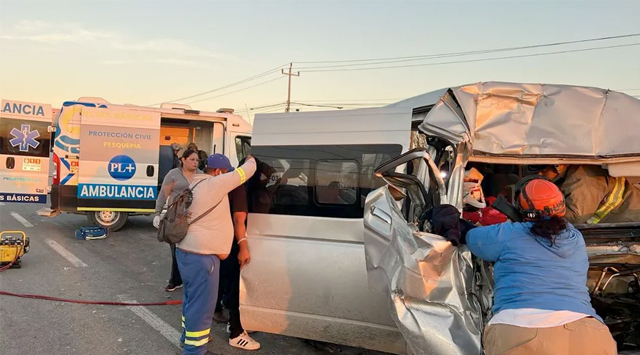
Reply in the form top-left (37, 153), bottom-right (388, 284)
top-left (229, 331), bottom-right (261, 351)
top-left (165, 283), bottom-right (183, 292)
top-left (213, 311), bottom-right (230, 323)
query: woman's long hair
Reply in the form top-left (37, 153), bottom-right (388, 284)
top-left (530, 216), bottom-right (568, 246)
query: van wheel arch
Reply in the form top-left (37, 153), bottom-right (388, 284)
top-left (87, 210), bottom-right (128, 231)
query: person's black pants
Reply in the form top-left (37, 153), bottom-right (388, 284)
top-left (169, 243), bottom-right (182, 286)
top-left (217, 241), bottom-right (243, 338)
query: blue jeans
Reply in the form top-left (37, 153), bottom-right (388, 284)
top-left (176, 248), bottom-right (220, 355)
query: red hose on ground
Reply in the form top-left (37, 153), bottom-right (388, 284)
top-left (1, 245), bottom-right (181, 306)
top-left (0, 290), bottom-right (183, 306)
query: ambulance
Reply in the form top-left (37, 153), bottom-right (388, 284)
top-left (37, 97), bottom-right (252, 231)
top-left (0, 99), bottom-right (54, 205)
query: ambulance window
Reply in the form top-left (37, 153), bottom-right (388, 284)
top-left (235, 136), bottom-right (251, 162)
top-left (0, 119), bottom-right (51, 158)
top-left (315, 160), bottom-right (358, 205)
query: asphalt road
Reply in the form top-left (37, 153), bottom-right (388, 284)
top-left (0, 201), bottom-right (389, 355)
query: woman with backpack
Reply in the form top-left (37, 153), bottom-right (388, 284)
top-left (465, 177), bottom-right (617, 355)
top-left (154, 148), bottom-right (200, 292)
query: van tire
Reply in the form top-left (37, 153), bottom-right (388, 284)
top-left (87, 211), bottom-right (128, 232)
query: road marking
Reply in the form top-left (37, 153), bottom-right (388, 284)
top-left (44, 239), bottom-right (88, 267)
top-left (118, 295), bottom-right (182, 349)
top-left (10, 212), bottom-right (34, 227)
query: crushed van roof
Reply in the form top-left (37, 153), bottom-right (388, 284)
top-left (388, 82), bottom-right (640, 160)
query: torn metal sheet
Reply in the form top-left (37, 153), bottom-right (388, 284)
top-left (364, 187), bottom-right (482, 355)
top-left (389, 82), bottom-right (640, 159)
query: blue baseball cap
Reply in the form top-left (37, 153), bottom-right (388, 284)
top-left (205, 154), bottom-right (234, 171)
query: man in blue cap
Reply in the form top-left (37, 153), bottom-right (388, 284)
top-left (176, 153), bottom-right (256, 355)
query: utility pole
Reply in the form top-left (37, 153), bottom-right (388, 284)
top-left (282, 62), bottom-right (300, 112)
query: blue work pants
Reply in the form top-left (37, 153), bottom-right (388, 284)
top-left (176, 248), bottom-right (220, 355)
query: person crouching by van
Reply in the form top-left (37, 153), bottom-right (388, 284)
top-left (465, 178), bottom-right (617, 355)
top-left (176, 154), bottom-right (256, 355)
top-left (154, 149), bottom-right (201, 292)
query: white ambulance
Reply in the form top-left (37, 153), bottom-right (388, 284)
top-left (0, 99), bottom-right (54, 205)
top-left (38, 97), bottom-right (252, 231)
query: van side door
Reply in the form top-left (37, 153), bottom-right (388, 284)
top-left (76, 107), bottom-right (161, 212)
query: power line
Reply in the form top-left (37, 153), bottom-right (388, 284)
top-left (294, 98), bottom-right (404, 103)
top-left (297, 42), bottom-right (640, 73)
top-left (294, 33), bottom-right (640, 65)
top-left (148, 63), bottom-right (288, 105)
top-left (185, 76), bottom-right (286, 105)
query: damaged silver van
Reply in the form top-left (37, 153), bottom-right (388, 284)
top-left (242, 82), bottom-right (640, 355)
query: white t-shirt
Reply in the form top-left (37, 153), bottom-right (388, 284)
top-left (177, 159), bottom-right (256, 255)
top-left (488, 308), bottom-right (590, 328)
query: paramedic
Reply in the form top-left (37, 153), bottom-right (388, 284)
top-left (560, 165), bottom-right (640, 224)
top-left (177, 154), bottom-right (256, 355)
top-left (154, 149), bottom-right (200, 292)
top-left (465, 178), bottom-right (616, 355)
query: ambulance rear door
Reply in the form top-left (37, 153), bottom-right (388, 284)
top-left (76, 107), bottom-right (161, 214)
top-left (0, 100), bottom-right (53, 204)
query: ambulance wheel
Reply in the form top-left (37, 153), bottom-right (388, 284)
top-left (87, 211), bottom-right (128, 232)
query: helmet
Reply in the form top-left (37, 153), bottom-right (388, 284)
top-left (463, 168), bottom-right (486, 208)
top-left (517, 177), bottom-right (566, 220)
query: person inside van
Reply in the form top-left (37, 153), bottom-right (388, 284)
top-left (464, 177), bottom-right (617, 355)
top-left (154, 149), bottom-right (201, 292)
top-left (560, 165), bottom-right (640, 224)
top-left (531, 164), bottom-right (640, 224)
top-left (462, 168), bottom-right (508, 226)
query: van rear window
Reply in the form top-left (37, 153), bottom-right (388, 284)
top-left (247, 144), bottom-right (402, 218)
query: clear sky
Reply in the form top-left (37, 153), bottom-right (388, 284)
top-left (1, 0), bottom-right (639, 121)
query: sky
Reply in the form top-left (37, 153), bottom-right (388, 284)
top-left (1, 0), bottom-right (639, 122)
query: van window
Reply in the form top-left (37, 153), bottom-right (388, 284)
top-left (316, 160), bottom-right (359, 205)
top-left (248, 144), bottom-right (402, 218)
top-left (235, 136), bottom-right (251, 162)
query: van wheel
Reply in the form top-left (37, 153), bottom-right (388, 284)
top-left (87, 211), bottom-right (128, 231)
